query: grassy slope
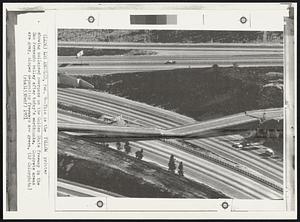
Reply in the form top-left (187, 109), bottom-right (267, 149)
top-left (58, 132), bottom-right (228, 198)
top-left (58, 47), bottom-right (157, 57)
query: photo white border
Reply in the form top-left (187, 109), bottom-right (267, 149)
top-left (3, 3), bottom-right (297, 219)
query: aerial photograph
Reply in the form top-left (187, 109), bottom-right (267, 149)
top-left (57, 29), bottom-right (284, 199)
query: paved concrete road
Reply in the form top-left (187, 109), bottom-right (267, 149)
top-left (58, 43), bottom-right (283, 75)
top-left (58, 88), bottom-right (283, 199)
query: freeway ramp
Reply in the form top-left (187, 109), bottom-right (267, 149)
top-left (58, 108), bottom-right (283, 141)
top-left (167, 108), bottom-right (283, 138)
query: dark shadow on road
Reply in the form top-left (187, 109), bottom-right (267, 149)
top-left (240, 147), bottom-right (260, 151)
top-left (58, 63), bottom-right (90, 67)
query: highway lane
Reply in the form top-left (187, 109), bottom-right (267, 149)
top-left (57, 179), bottom-right (123, 197)
top-left (58, 88), bottom-right (282, 151)
top-left (58, 142), bottom-right (260, 199)
top-left (58, 88), bottom-right (283, 167)
top-left (59, 89), bottom-right (283, 135)
top-left (58, 54), bottom-right (283, 63)
top-left (59, 88), bottom-right (280, 125)
top-left (57, 43), bottom-right (283, 75)
top-left (169, 108), bottom-right (283, 134)
top-left (58, 106), bottom-right (283, 178)
top-left (58, 112), bottom-right (94, 124)
top-left (59, 88), bottom-right (194, 126)
top-left (58, 41), bottom-right (283, 51)
top-left (57, 58), bottom-right (283, 67)
top-left (58, 111), bottom-right (282, 199)
top-left (59, 95), bottom-right (282, 144)
top-left (58, 88), bottom-right (283, 198)
top-left (58, 56), bottom-right (283, 75)
top-left (128, 142), bottom-right (277, 199)
top-left (188, 138), bottom-right (283, 184)
top-left (58, 94), bottom-right (177, 129)
top-left (221, 135), bottom-right (283, 165)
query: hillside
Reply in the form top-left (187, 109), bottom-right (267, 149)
top-left (58, 29), bottom-right (283, 44)
top-left (58, 132), bottom-right (228, 198)
top-left (79, 66), bottom-right (283, 121)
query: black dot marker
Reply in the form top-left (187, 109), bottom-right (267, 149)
top-left (221, 201), bottom-right (229, 209)
top-left (96, 200), bottom-right (104, 208)
top-left (88, 16), bottom-right (95, 23)
top-left (240, 16), bottom-right (247, 24)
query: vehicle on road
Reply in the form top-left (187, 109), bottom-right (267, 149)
top-left (164, 60), bottom-right (176, 64)
top-left (233, 140), bottom-right (254, 148)
top-left (232, 142), bottom-right (243, 148)
top-left (264, 148), bottom-right (274, 157)
top-left (102, 115), bottom-right (127, 126)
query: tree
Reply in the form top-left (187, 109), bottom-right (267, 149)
top-left (212, 64), bottom-right (219, 82)
top-left (135, 149), bottom-right (143, 160)
top-left (232, 62), bottom-right (239, 69)
top-left (124, 141), bottom-right (131, 154)
top-left (212, 64), bottom-right (219, 69)
top-left (116, 142), bottom-right (122, 150)
top-left (168, 155), bottom-right (176, 173)
top-left (178, 162), bottom-right (184, 176)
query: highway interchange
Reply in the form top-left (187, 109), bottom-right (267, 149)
top-left (57, 42), bottom-right (284, 199)
top-left (58, 88), bottom-right (283, 199)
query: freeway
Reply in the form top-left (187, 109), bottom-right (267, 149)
top-left (58, 109), bottom-right (282, 140)
top-left (58, 41), bottom-right (283, 50)
top-left (58, 122), bottom-right (180, 141)
top-left (58, 105), bottom-right (283, 182)
top-left (58, 88), bottom-right (283, 199)
top-left (58, 111), bottom-right (281, 199)
top-left (168, 108), bottom-right (283, 135)
top-left (57, 178), bottom-right (123, 197)
top-left (57, 43), bottom-right (283, 75)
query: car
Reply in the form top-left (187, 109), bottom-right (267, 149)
top-left (264, 148), bottom-right (274, 157)
top-left (164, 60), bottom-right (176, 64)
top-left (232, 143), bottom-right (243, 148)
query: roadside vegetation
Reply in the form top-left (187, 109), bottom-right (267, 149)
top-left (58, 47), bottom-right (157, 56)
top-left (58, 29), bottom-right (283, 44)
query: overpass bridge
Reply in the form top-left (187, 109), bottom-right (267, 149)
top-left (58, 108), bottom-right (283, 142)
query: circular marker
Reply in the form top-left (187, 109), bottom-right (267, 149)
top-left (88, 16), bottom-right (95, 23)
top-left (240, 16), bottom-right (247, 24)
top-left (221, 201), bottom-right (229, 209)
top-left (96, 200), bottom-right (104, 208)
